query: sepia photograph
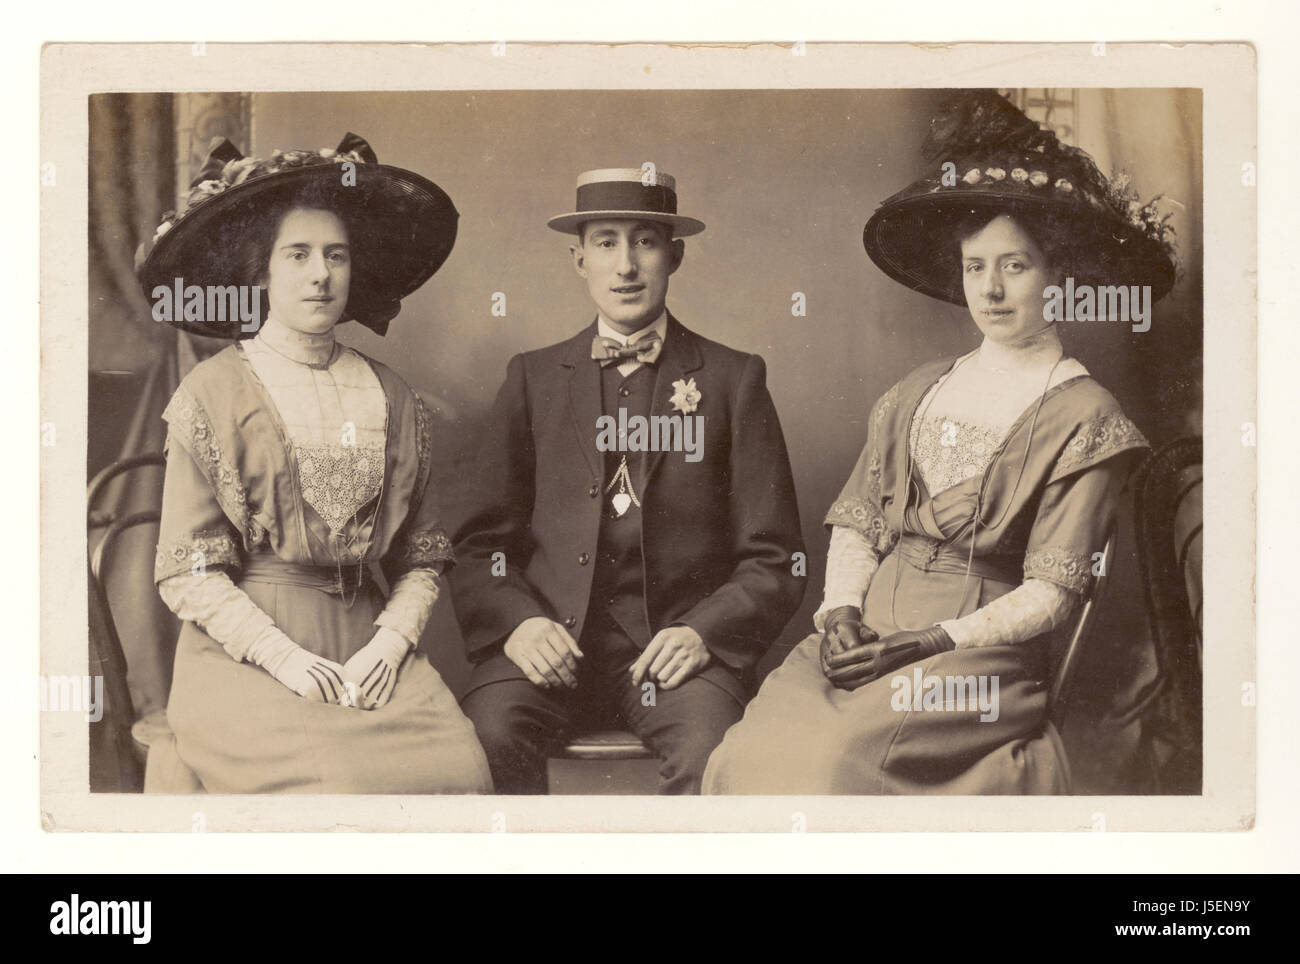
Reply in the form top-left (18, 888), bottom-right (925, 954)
top-left (39, 41), bottom-right (1255, 833)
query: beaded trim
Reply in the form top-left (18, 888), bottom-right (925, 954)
top-left (389, 525), bottom-right (454, 573)
top-left (409, 389), bottom-right (433, 513)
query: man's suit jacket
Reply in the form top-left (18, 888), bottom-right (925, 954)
top-left (450, 313), bottom-right (806, 683)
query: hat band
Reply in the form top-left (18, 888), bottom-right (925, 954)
top-left (574, 181), bottom-right (678, 216)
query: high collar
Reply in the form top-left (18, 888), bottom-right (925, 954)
top-left (975, 324), bottom-right (1064, 375)
top-left (256, 317), bottom-right (338, 368)
top-left (596, 310), bottom-right (668, 346)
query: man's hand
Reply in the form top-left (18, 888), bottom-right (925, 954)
top-left (504, 616), bottom-right (583, 689)
top-left (631, 625), bottom-right (712, 690)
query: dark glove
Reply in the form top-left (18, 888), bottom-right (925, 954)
top-left (824, 625), bottom-right (955, 692)
top-left (819, 606), bottom-right (879, 674)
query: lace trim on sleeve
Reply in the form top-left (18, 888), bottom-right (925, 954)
top-left (1023, 545), bottom-right (1094, 595)
top-left (154, 528), bottom-right (242, 582)
top-left (822, 383), bottom-right (904, 557)
top-left (162, 386), bottom-right (265, 549)
top-left (824, 443), bottom-right (896, 556)
top-left (825, 495), bottom-right (898, 557)
top-left (1049, 412), bottom-right (1149, 483)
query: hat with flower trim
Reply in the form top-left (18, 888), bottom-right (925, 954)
top-left (863, 90), bottom-right (1177, 306)
top-left (136, 132), bottom-right (458, 339)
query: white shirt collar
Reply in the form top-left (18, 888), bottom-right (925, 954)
top-left (256, 317), bottom-right (338, 368)
top-left (596, 311), bottom-right (668, 346)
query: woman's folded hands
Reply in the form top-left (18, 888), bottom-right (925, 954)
top-left (819, 606), bottom-right (878, 666)
top-left (340, 627), bottom-right (413, 709)
top-left (820, 608), bottom-right (955, 691)
top-left (245, 629), bottom-right (348, 704)
top-left (243, 624), bottom-right (411, 708)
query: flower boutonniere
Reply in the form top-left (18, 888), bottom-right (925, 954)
top-left (670, 377), bottom-right (701, 414)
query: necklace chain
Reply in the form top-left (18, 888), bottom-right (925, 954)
top-left (889, 348), bottom-right (1065, 629)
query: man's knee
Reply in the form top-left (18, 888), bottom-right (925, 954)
top-left (646, 684), bottom-right (743, 792)
top-left (463, 680), bottom-right (546, 752)
top-left (460, 679), bottom-right (563, 793)
top-left (673, 704), bottom-right (740, 763)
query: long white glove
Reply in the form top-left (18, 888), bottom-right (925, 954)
top-left (340, 627), bottom-right (412, 710)
top-left (245, 628), bottom-right (348, 704)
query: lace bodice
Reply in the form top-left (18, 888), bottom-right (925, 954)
top-left (241, 321), bottom-right (387, 538)
top-left (909, 414), bottom-right (1006, 496)
top-left (907, 338), bottom-right (1089, 497)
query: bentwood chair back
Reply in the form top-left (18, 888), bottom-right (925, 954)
top-left (1123, 436), bottom-right (1203, 794)
top-left (87, 453), bottom-right (166, 792)
top-left (1047, 528), bottom-right (1118, 734)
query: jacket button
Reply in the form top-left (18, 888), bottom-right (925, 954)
top-left (588, 483), bottom-right (599, 498)
top-left (578, 552), bottom-right (590, 565)
top-left (618, 386), bottom-right (631, 397)
top-left (564, 616), bottom-right (577, 628)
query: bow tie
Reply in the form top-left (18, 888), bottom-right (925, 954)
top-left (591, 332), bottom-right (663, 367)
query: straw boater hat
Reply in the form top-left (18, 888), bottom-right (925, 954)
top-left (547, 168), bottom-right (706, 237)
top-left (136, 132), bottom-right (459, 339)
top-left (863, 90), bottom-right (1177, 306)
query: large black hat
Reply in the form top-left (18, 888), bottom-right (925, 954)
top-left (136, 133), bottom-right (458, 339)
top-left (863, 91), bottom-right (1177, 306)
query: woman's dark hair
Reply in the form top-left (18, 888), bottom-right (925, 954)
top-left (215, 177), bottom-right (374, 326)
top-left (942, 201), bottom-right (1118, 293)
top-left (947, 204), bottom-right (1078, 281)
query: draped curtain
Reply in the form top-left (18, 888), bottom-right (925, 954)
top-left (88, 93), bottom-right (252, 732)
top-left (1060, 89), bottom-right (1202, 790)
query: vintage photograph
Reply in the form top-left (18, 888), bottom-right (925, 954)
top-left (41, 42), bottom-right (1255, 831)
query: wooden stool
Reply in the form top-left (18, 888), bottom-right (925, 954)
top-left (546, 729), bottom-right (660, 794)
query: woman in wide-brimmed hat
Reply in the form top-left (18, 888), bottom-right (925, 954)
top-left (704, 91), bottom-right (1175, 795)
top-left (140, 134), bottom-right (491, 793)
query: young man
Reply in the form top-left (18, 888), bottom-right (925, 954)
top-left (451, 168), bottom-right (805, 793)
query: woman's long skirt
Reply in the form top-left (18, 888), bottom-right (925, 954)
top-left (702, 553), bottom-right (1070, 794)
top-left (158, 571), bottom-right (492, 794)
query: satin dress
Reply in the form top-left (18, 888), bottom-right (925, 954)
top-left (703, 356), bottom-right (1149, 794)
top-left (150, 335), bottom-right (491, 794)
